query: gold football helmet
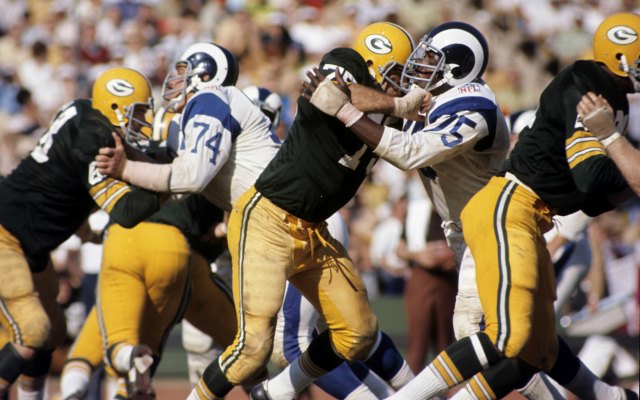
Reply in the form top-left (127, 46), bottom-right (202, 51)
top-left (593, 12), bottom-right (640, 92)
top-left (92, 67), bottom-right (154, 148)
top-left (353, 22), bottom-right (414, 91)
top-left (150, 106), bottom-right (180, 157)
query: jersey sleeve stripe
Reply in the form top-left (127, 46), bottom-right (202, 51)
top-left (100, 185), bottom-right (131, 213)
top-left (565, 132), bottom-right (602, 151)
top-left (565, 131), bottom-right (606, 169)
top-left (90, 179), bottom-right (131, 212)
top-left (567, 148), bottom-right (607, 169)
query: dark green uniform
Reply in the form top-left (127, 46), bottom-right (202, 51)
top-left (0, 100), bottom-right (160, 271)
top-left (209, 48), bottom-right (381, 393)
top-left (505, 60), bottom-right (629, 216)
top-left (459, 60), bottom-right (632, 380)
top-left (256, 48), bottom-right (377, 222)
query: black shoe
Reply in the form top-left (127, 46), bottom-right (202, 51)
top-left (249, 382), bottom-right (274, 400)
top-left (625, 389), bottom-right (639, 400)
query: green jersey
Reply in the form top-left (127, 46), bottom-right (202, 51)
top-left (147, 194), bottom-right (225, 262)
top-left (0, 100), bottom-right (159, 271)
top-left (255, 48), bottom-right (377, 222)
top-left (504, 60), bottom-right (630, 216)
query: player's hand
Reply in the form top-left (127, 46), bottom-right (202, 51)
top-left (95, 132), bottom-right (128, 179)
top-left (576, 92), bottom-right (616, 139)
top-left (306, 68), bottom-right (351, 116)
top-left (393, 86), bottom-right (429, 119)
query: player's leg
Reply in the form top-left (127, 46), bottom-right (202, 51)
top-left (99, 223), bottom-right (190, 399)
top-left (268, 282), bottom-right (389, 399)
top-left (188, 187), bottom-right (290, 399)
top-left (61, 307), bottom-right (104, 400)
top-left (0, 226), bottom-right (50, 395)
top-left (182, 250), bottom-right (237, 386)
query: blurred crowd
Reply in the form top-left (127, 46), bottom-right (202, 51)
top-left (0, 0), bottom-right (638, 390)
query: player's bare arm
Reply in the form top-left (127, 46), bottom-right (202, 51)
top-left (577, 92), bottom-right (640, 195)
top-left (96, 133), bottom-right (172, 192)
top-left (303, 67), bottom-right (430, 120)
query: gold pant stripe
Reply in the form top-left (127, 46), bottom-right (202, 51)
top-left (0, 298), bottom-right (21, 345)
top-left (0, 225), bottom-right (24, 345)
top-left (220, 189), bottom-right (262, 372)
top-left (494, 180), bottom-right (517, 352)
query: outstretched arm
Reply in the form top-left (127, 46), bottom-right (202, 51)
top-left (577, 92), bottom-right (640, 195)
top-left (95, 132), bottom-right (172, 192)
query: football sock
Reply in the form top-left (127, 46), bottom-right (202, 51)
top-left (0, 343), bottom-right (29, 394)
top-left (110, 343), bottom-right (134, 373)
top-left (60, 360), bottom-right (92, 400)
top-left (549, 335), bottom-right (626, 400)
top-left (469, 358), bottom-right (538, 399)
top-left (364, 331), bottom-right (415, 389)
top-left (188, 358), bottom-right (233, 399)
top-left (268, 330), bottom-right (342, 398)
top-left (343, 384), bottom-right (379, 400)
top-left (387, 333), bottom-right (501, 400)
top-left (516, 372), bottom-right (565, 399)
top-left (16, 375), bottom-right (46, 400)
top-left (362, 370), bottom-right (395, 398)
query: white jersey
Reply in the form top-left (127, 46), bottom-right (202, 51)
top-left (169, 85), bottom-right (282, 210)
top-left (374, 82), bottom-right (509, 237)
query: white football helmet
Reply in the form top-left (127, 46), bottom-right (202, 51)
top-left (401, 21), bottom-right (489, 92)
top-left (242, 85), bottom-right (283, 131)
top-left (162, 42), bottom-right (239, 110)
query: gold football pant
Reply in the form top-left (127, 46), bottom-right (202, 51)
top-left (67, 250), bottom-right (236, 367)
top-left (97, 222), bottom-right (191, 372)
top-left (220, 186), bottom-right (377, 384)
top-left (461, 176), bottom-right (558, 371)
top-left (0, 224), bottom-right (65, 350)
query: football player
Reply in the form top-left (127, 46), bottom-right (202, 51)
top-left (0, 66), bottom-right (161, 397)
top-left (241, 85), bottom-right (398, 399)
top-left (60, 108), bottom-right (237, 400)
top-left (395, 13), bottom-right (636, 400)
top-left (576, 13), bottom-right (640, 196)
top-left (248, 23), bottom-right (422, 400)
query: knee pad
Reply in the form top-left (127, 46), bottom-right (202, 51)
top-left (182, 321), bottom-right (214, 354)
top-left (18, 306), bottom-right (51, 349)
top-left (453, 294), bottom-right (484, 340)
top-left (222, 330), bottom-right (274, 384)
top-left (332, 318), bottom-right (378, 361)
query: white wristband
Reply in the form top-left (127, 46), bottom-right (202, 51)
top-left (600, 131), bottom-right (622, 148)
top-left (335, 103), bottom-right (364, 128)
top-left (122, 160), bottom-right (172, 192)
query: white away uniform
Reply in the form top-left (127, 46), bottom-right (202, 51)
top-left (170, 85), bottom-right (282, 209)
top-left (372, 81), bottom-right (510, 338)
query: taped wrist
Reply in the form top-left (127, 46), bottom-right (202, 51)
top-left (392, 86), bottom-right (427, 118)
top-left (600, 131), bottom-right (621, 148)
top-left (310, 79), bottom-right (350, 116)
top-left (122, 161), bottom-right (171, 192)
top-left (336, 103), bottom-right (364, 127)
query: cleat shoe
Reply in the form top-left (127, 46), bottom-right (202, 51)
top-left (127, 345), bottom-right (156, 400)
top-left (249, 381), bottom-right (274, 400)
